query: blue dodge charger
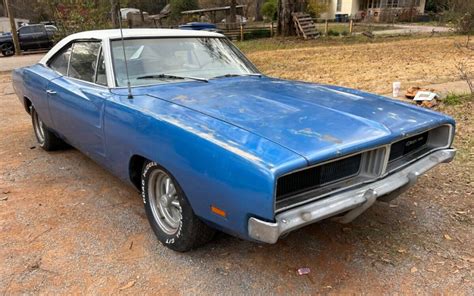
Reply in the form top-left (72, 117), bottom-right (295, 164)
top-left (12, 29), bottom-right (456, 251)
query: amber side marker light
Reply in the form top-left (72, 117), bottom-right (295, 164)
top-left (211, 205), bottom-right (227, 218)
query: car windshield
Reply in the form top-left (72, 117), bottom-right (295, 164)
top-left (111, 37), bottom-right (259, 87)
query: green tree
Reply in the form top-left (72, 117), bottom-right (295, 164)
top-left (261, 0), bottom-right (277, 21)
top-left (43, 0), bottom-right (112, 39)
top-left (307, 0), bottom-right (329, 18)
top-left (169, 0), bottom-right (198, 22)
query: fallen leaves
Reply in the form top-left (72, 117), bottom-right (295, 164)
top-left (411, 267), bottom-right (418, 273)
top-left (119, 280), bottom-right (135, 290)
top-left (247, 36), bottom-right (470, 95)
top-left (444, 234), bottom-right (453, 241)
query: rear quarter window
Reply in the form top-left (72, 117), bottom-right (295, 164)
top-left (48, 44), bottom-right (72, 75)
top-left (68, 42), bottom-right (101, 83)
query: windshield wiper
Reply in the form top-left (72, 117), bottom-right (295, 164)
top-left (136, 74), bottom-right (208, 82)
top-left (212, 73), bottom-right (262, 79)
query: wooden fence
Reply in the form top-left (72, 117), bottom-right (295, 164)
top-left (218, 22), bottom-right (274, 41)
top-left (217, 20), bottom-right (391, 41)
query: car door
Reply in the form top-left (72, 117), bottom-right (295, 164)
top-left (46, 41), bottom-right (109, 160)
top-left (17, 26), bottom-right (35, 49)
top-left (34, 25), bottom-right (50, 49)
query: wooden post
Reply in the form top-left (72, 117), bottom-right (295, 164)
top-left (4, 0), bottom-right (21, 56)
top-left (240, 24), bottom-right (244, 41)
top-left (270, 22), bottom-right (274, 37)
top-left (349, 19), bottom-right (354, 34)
top-left (325, 19), bottom-right (329, 36)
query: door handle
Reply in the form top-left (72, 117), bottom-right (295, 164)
top-left (46, 89), bottom-right (56, 95)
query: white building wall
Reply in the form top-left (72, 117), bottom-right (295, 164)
top-left (320, 0), bottom-right (425, 20)
top-left (321, 0), bottom-right (360, 20)
top-left (0, 17), bottom-right (30, 33)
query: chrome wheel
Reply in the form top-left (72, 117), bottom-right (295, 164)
top-left (33, 110), bottom-right (45, 144)
top-left (147, 169), bottom-right (182, 235)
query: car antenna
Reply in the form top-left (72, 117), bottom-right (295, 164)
top-left (117, 1), bottom-right (133, 99)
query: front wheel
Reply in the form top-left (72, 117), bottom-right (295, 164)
top-left (142, 161), bottom-right (215, 252)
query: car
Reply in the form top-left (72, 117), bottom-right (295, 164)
top-left (12, 29), bottom-right (456, 252)
top-left (1, 24), bottom-right (57, 56)
top-left (178, 22), bottom-right (224, 34)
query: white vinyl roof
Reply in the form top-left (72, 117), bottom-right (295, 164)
top-left (39, 28), bottom-right (223, 65)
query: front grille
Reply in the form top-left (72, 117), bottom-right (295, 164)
top-left (389, 132), bottom-right (429, 162)
top-left (274, 125), bottom-right (452, 212)
top-left (276, 154), bottom-right (362, 200)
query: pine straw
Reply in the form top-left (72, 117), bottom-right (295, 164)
top-left (245, 36), bottom-right (474, 95)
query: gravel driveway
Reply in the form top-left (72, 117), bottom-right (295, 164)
top-left (0, 52), bottom-right (44, 73)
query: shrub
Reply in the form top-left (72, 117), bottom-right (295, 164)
top-left (327, 29), bottom-right (340, 36)
top-left (244, 29), bottom-right (272, 40)
top-left (261, 0), bottom-right (277, 21)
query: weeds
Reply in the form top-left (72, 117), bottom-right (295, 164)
top-left (442, 93), bottom-right (473, 105)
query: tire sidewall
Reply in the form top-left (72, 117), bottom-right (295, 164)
top-left (31, 107), bottom-right (46, 148)
top-left (141, 161), bottom-right (195, 251)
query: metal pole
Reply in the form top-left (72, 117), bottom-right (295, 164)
top-left (4, 0), bottom-right (21, 56)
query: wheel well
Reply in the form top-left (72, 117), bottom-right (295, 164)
top-left (23, 97), bottom-right (32, 114)
top-left (1, 42), bottom-right (13, 48)
top-left (129, 155), bottom-right (148, 191)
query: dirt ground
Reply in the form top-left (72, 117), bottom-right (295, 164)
top-left (0, 36), bottom-right (473, 294)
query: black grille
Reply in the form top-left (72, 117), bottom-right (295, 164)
top-left (276, 154), bottom-right (362, 199)
top-left (389, 132), bottom-right (429, 162)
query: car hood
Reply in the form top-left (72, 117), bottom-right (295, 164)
top-left (0, 34), bottom-right (12, 42)
top-left (134, 77), bottom-right (453, 164)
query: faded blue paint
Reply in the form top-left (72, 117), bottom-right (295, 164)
top-left (12, 65), bottom-right (455, 240)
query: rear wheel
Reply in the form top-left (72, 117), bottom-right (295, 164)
top-left (142, 161), bottom-right (215, 252)
top-left (1, 43), bottom-right (14, 57)
top-left (31, 107), bottom-right (66, 151)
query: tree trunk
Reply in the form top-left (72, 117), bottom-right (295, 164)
top-left (277, 0), bottom-right (296, 36)
top-left (4, 0), bottom-right (21, 56)
top-left (229, 0), bottom-right (237, 24)
top-left (2, 0), bottom-right (8, 17)
top-left (255, 0), bottom-right (263, 21)
top-left (110, 0), bottom-right (120, 28)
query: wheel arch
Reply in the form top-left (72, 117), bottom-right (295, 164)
top-left (129, 154), bottom-right (148, 191)
top-left (23, 96), bottom-right (32, 115)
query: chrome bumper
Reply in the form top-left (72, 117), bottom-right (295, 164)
top-left (248, 149), bottom-right (456, 244)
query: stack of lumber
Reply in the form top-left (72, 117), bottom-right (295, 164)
top-left (292, 12), bottom-right (319, 39)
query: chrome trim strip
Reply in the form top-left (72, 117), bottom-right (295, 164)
top-left (251, 149), bottom-right (456, 244)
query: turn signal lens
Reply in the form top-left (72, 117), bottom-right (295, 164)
top-left (211, 205), bottom-right (226, 218)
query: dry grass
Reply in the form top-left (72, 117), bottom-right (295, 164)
top-left (243, 35), bottom-right (474, 94)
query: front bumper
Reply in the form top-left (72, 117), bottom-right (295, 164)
top-left (248, 149), bottom-right (456, 244)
